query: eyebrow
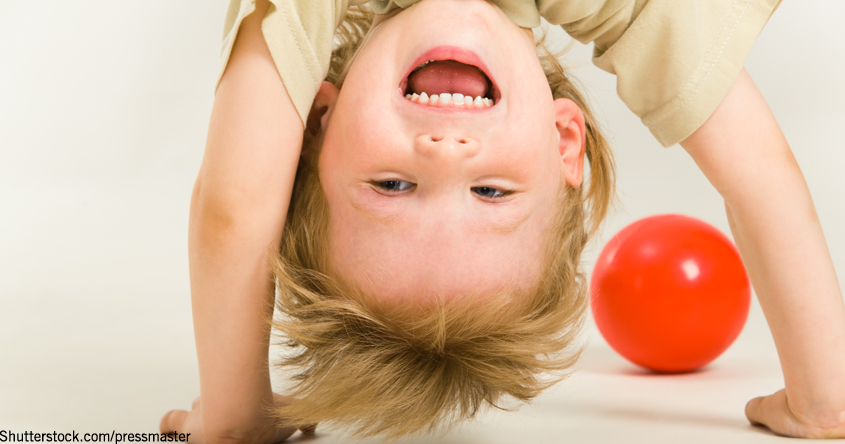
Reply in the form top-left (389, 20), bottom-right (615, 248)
top-left (349, 194), bottom-right (532, 234)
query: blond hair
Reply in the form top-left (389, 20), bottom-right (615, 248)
top-left (271, 6), bottom-right (615, 440)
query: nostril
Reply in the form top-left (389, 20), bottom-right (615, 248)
top-left (458, 139), bottom-right (467, 144)
top-left (430, 136), bottom-right (443, 142)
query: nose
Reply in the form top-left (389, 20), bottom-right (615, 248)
top-left (414, 134), bottom-right (481, 159)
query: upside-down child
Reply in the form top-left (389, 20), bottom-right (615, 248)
top-left (161, 0), bottom-right (845, 440)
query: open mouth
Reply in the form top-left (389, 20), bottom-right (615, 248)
top-left (399, 47), bottom-right (500, 110)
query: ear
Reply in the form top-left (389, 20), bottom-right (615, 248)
top-left (553, 98), bottom-right (587, 188)
top-left (306, 81), bottom-right (340, 134)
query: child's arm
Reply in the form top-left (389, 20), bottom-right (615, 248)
top-left (159, 1), bottom-right (311, 442)
top-left (681, 68), bottom-right (845, 438)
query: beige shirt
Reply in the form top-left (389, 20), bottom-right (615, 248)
top-left (219, 0), bottom-right (780, 146)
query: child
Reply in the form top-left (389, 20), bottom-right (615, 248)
top-left (162, 0), bottom-right (845, 440)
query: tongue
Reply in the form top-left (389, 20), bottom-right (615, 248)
top-left (408, 60), bottom-right (489, 98)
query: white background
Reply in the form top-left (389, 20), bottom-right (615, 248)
top-left (1, 0), bottom-right (843, 441)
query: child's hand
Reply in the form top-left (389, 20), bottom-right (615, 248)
top-left (160, 393), bottom-right (316, 444)
top-left (746, 389), bottom-right (845, 438)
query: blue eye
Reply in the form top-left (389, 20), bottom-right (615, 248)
top-left (376, 180), bottom-right (415, 193)
top-left (472, 186), bottom-right (510, 200)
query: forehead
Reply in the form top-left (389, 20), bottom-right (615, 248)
top-left (325, 193), bottom-right (557, 303)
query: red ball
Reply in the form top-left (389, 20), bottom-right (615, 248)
top-left (590, 214), bottom-right (751, 373)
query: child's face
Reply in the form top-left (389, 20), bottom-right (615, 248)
top-left (316, 0), bottom-right (584, 302)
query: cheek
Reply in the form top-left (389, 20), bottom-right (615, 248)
top-left (510, 101), bottom-right (557, 144)
top-left (489, 124), bottom-right (563, 190)
top-left (334, 51), bottom-right (402, 135)
top-left (325, 91), bottom-right (406, 164)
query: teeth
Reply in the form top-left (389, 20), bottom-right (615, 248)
top-left (405, 91), bottom-right (493, 108)
top-left (413, 60), bottom-right (438, 72)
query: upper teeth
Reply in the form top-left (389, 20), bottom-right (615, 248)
top-left (404, 91), bottom-right (493, 108)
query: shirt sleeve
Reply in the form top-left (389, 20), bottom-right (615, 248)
top-left (539, 0), bottom-right (782, 146)
top-left (217, 0), bottom-right (369, 128)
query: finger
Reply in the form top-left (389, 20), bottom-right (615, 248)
top-left (299, 424), bottom-right (317, 436)
top-left (746, 389), bottom-right (792, 433)
top-left (745, 390), bottom-right (807, 438)
top-left (745, 395), bottom-right (767, 426)
top-left (192, 397), bottom-right (201, 410)
top-left (270, 425), bottom-right (299, 444)
top-left (824, 422), bottom-right (845, 439)
top-left (160, 409), bottom-right (189, 434)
